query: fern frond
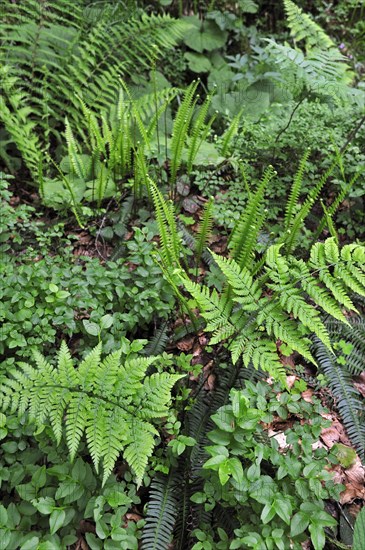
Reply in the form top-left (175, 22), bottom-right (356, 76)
top-left (1, 343), bottom-right (183, 486)
top-left (186, 94), bottom-right (214, 174)
top-left (283, 0), bottom-right (335, 50)
top-left (284, 148), bottom-right (310, 231)
top-left (178, 237), bottom-right (365, 383)
top-left (141, 473), bottom-right (179, 550)
top-left (313, 337), bottom-right (365, 461)
top-left (195, 197), bottom-right (214, 273)
top-left (148, 177), bottom-right (183, 270)
top-left (170, 81), bottom-right (200, 184)
top-left (124, 420), bottom-right (157, 487)
top-left (228, 166), bottom-right (275, 269)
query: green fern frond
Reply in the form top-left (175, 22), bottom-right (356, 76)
top-left (170, 81), bottom-right (200, 185)
top-left (148, 178), bottom-right (183, 270)
top-left (179, 237), bottom-right (365, 383)
top-left (284, 148), bottom-right (310, 231)
top-left (313, 337), bottom-right (365, 461)
top-left (220, 110), bottom-right (243, 157)
top-left (1, 342), bottom-right (184, 486)
top-left (283, 0), bottom-right (335, 50)
top-left (141, 473), bottom-right (179, 550)
top-left (186, 94), bottom-right (214, 174)
top-left (195, 197), bottom-right (214, 273)
top-left (228, 166), bottom-right (275, 269)
top-left (0, 2), bottom-right (188, 176)
top-left (282, 158), bottom-right (338, 254)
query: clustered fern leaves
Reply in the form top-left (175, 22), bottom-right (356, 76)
top-left (0, 0), bottom-right (188, 175)
top-left (1, 342), bottom-right (184, 486)
top-left (178, 238), bottom-right (365, 384)
top-left (313, 317), bottom-right (365, 461)
top-left (265, 0), bottom-right (357, 107)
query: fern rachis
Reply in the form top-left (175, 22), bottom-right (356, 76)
top-left (1, 342), bottom-right (184, 486)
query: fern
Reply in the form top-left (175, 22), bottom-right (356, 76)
top-left (313, 334), bottom-right (365, 461)
top-left (170, 81), bottom-right (200, 185)
top-left (283, 149), bottom-right (310, 231)
top-left (1, 342), bottom-right (184, 486)
top-left (228, 166), bottom-right (275, 270)
top-left (195, 197), bottom-right (215, 275)
top-left (264, 2), bottom-right (356, 108)
top-left (178, 238), bottom-right (365, 384)
top-left (283, 0), bottom-right (335, 51)
top-left (141, 473), bottom-right (180, 550)
top-left (0, 1), bottom-right (188, 174)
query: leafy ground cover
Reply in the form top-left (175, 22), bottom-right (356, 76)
top-left (0, 1), bottom-right (365, 549)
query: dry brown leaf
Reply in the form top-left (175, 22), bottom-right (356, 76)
top-left (353, 371), bottom-right (365, 397)
top-left (204, 373), bottom-right (216, 391)
top-left (176, 336), bottom-right (195, 352)
top-left (125, 512), bottom-right (143, 523)
top-left (340, 457), bottom-right (365, 504)
top-left (286, 375), bottom-right (296, 389)
top-left (321, 419), bottom-right (351, 448)
top-left (75, 539), bottom-right (89, 550)
top-left (268, 429), bottom-right (288, 450)
top-left (301, 389), bottom-right (314, 403)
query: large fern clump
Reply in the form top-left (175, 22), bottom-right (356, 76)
top-left (1, 342), bottom-right (184, 485)
top-left (0, 0), bottom-right (188, 177)
top-left (178, 238), bottom-right (365, 384)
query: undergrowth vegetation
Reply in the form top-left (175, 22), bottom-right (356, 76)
top-left (0, 0), bottom-right (365, 549)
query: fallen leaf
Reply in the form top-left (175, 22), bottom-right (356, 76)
top-left (353, 371), bottom-right (365, 397)
top-left (125, 512), bottom-right (143, 523)
top-left (301, 389), bottom-right (314, 403)
top-left (176, 336), bottom-right (195, 352)
top-left (182, 197), bottom-right (200, 213)
top-left (286, 375), bottom-right (296, 389)
top-left (204, 373), bottom-right (216, 391)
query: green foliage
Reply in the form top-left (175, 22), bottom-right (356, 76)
top-left (141, 472), bottom-right (180, 549)
top-left (312, 317), bottom-right (365, 461)
top-left (0, 0), bottom-right (188, 176)
top-left (353, 506), bottom-right (365, 550)
top-left (283, 0), bottom-right (336, 50)
top-left (0, 227), bottom-right (174, 368)
top-left (0, 415), bottom-right (144, 549)
top-left (1, 341), bottom-right (184, 486)
top-left (178, 238), bottom-right (365, 383)
top-left (193, 380), bottom-right (341, 549)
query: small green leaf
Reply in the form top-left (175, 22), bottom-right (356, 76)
top-left (291, 511), bottom-right (309, 537)
top-left (332, 444), bottom-right (357, 468)
top-left (49, 509), bottom-right (66, 534)
top-left (48, 283), bottom-right (59, 293)
top-left (0, 505), bottom-right (8, 526)
top-left (83, 320), bottom-right (100, 336)
top-left (191, 492), bottom-right (206, 504)
top-left (32, 466), bottom-right (47, 488)
top-left (100, 314), bottom-right (114, 330)
top-left (353, 507), bottom-right (365, 550)
top-left (309, 523), bottom-right (325, 550)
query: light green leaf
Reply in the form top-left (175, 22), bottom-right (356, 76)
top-left (49, 509), bottom-right (66, 534)
top-left (291, 511), bottom-right (309, 537)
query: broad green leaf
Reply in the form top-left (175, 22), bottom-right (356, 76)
top-left (182, 16), bottom-right (227, 52)
top-left (291, 511), bottom-right (309, 537)
top-left (309, 523), bottom-right (325, 550)
top-left (49, 509), bottom-right (66, 534)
